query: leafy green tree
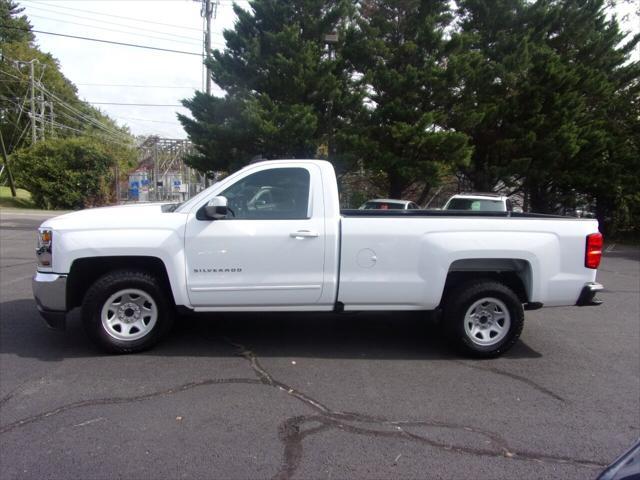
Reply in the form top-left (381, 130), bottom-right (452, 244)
top-left (10, 136), bottom-right (115, 209)
top-left (1, 0), bottom-right (136, 168)
top-left (343, 0), bottom-right (471, 199)
top-left (179, 0), bottom-right (359, 175)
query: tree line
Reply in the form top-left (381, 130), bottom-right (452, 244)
top-left (1, 0), bottom-right (137, 209)
top-left (179, 0), bottom-right (639, 234)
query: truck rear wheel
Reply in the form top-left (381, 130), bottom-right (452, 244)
top-left (82, 270), bottom-right (173, 353)
top-left (442, 279), bottom-right (524, 358)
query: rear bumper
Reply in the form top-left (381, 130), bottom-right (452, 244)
top-left (32, 272), bottom-right (68, 329)
top-left (576, 282), bottom-right (603, 306)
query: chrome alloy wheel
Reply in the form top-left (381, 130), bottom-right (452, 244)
top-left (463, 297), bottom-right (511, 346)
top-left (100, 289), bottom-right (158, 341)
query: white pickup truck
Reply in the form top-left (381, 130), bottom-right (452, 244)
top-left (32, 159), bottom-right (604, 357)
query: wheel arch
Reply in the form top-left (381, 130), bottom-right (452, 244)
top-left (441, 258), bottom-right (533, 306)
top-left (67, 256), bottom-right (177, 310)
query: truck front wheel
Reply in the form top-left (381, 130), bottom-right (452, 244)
top-left (82, 270), bottom-right (173, 353)
top-left (443, 279), bottom-right (524, 358)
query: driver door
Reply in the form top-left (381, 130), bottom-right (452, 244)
top-left (184, 163), bottom-right (326, 308)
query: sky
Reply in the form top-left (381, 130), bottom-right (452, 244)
top-left (16, 0), bottom-right (640, 140)
top-left (17, 0), bottom-right (244, 139)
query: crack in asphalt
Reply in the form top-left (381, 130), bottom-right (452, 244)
top-left (0, 378), bottom-right (261, 435)
top-left (222, 339), bottom-right (606, 479)
top-left (454, 360), bottom-right (566, 403)
top-left (0, 338), bottom-right (607, 478)
top-left (0, 391), bottom-right (16, 409)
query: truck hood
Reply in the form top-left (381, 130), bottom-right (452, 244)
top-left (41, 203), bottom-right (184, 231)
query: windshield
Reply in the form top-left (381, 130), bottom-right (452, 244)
top-left (445, 198), bottom-right (504, 211)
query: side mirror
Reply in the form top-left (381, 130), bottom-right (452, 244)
top-left (512, 206), bottom-right (523, 213)
top-left (204, 196), bottom-right (229, 220)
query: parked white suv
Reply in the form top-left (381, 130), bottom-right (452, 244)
top-left (444, 193), bottom-right (520, 212)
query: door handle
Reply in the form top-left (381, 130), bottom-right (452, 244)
top-left (290, 230), bottom-right (319, 239)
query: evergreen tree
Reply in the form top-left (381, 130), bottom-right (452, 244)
top-left (445, 0), bottom-right (540, 194)
top-left (447, 0), bottom-right (639, 230)
top-left (541, 0), bottom-right (640, 231)
top-left (179, 0), bottom-right (358, 175)
top-left (344, 0), bottom-right (470, 199)
top-left (0, 0), bottom-right (33, 44)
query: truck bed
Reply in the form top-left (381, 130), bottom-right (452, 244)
top-left (341, 209), bottom-right (567, 218)
top-left (337, 213), bottom-right (599, 311)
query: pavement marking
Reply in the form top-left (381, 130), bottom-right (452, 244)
top-left (605, 243), bottom-right (616, 253)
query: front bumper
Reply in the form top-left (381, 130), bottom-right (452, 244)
top-left (32, 272), bottom-right (68, 329)
top-left (576, 282), bottom-right (604, 306)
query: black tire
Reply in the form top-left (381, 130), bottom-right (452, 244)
top-left (82, 269), bottom-right (174, 353)
top-left (442, 279), bottom-right (524, 358)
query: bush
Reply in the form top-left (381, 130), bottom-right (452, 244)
top-left (10, 137), bottom-right (114, 210)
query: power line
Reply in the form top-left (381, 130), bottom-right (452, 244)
top-left (0, 68), bottom-right (25, 82)
top-left (26, 14), bottom-right (202, 46)
top-left (8, 86), bottom-right (31, 147)
top-left (54, 109), bottom-right (133, 144)
top-left (53, 108), bottom-right (128, 144)
top-left (22, 0), bottom-right (203, 32)
top-left (23, 4), bottom-right (203, 42)
top-left (2, 59), bottom-right (184, 141)
top-left (89, 102), bottom-right (185, 106)
top-left (0, 64), bottom-right (128, 141)
top-left (2, 59), bottom-right (131, 142)
top-left (75, 83), bottom-right (200, 89)
top-left (11, 123), bottom-right (31, 149)
top-left (1, 26), bottom-right (203, 56)
top-left (49, 121), bottom-right (131, 146)
top-left (2, 78), bottom-right (210, 91)
top-left (49, 121), bottom-right (87, 135)
top-left (37, 84), bottom-right (133, 140)
top-left (114, 116), bottom-right (183, 125)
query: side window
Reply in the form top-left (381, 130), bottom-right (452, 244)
top-left (219, 167), bottom-right (310, 220)
top-left (409, 203), bottom-right (419, 210)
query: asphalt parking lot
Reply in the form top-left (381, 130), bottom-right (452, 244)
top-left (1, 209), bottom-right (638, 480)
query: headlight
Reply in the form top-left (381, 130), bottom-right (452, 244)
top-left (36, 228), bottom-right (53, 269)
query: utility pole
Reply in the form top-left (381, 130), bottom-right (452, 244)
top-left (29, 60), bottom-right (36, 145)
top-left (48, 101), bottom-right (55, 137)
top-left (153, 143), bottom-right (159, 202)
top-left (16, 59), bottom-right (40, 145)
top-left (114, 161), bottom-right (120, 203)
top-left (39, 92), bottom-right (46, 141)
top-left (201, 0), bottom-right (218, 95)
top-left (205, 0), bottom-right (212, 95)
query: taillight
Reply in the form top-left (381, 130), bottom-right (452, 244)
top-left (585, 232), bottom-right (603, 269)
